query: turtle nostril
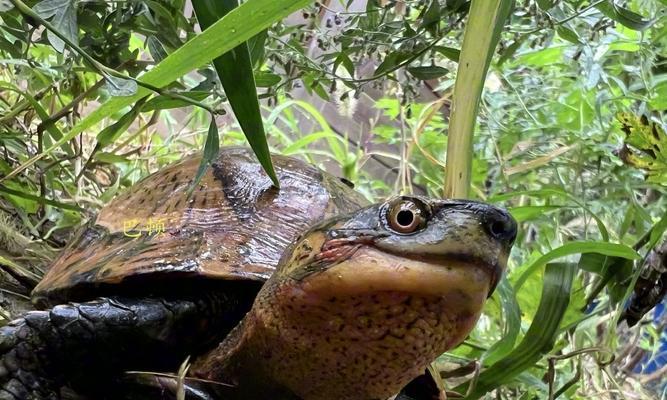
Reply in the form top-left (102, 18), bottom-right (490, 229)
top-left (490, 221), bottom-right (507, 237)
top-left (485, 210), bottom-right (518, 244)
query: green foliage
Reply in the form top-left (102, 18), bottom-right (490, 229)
top-left (0, 0), bottom-right (666, 398)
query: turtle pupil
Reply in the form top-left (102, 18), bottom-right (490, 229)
top-left (396, 210), bottom-right (414, 227)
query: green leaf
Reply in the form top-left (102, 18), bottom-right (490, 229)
top-left (334, 52), bottom-right (355, 76)
top-left (457, 262), bottom-right (576, 398)
top-left (3, 0), bottom-right (311, 183)
top-left (282, 131), bottom-right (345, 155)
top-left (0, 81), bottom-right (72, 156)
top-left (516, 46), bottom-right (564, 67)
top-left (536, 0), bottom-right (556, 10)
top-left (514, 241), bottom-right (640, 290)
top-left (147, 36), bottom-right (168, 62)
top-left (192, 118), bottom-right (220, 192)
top-left (0, 184), bottom-right (83, 212)
top-left (647, 210), bottom-right (667, 252)
top-left (374, 50), bottom-right (412, 76)
top-left (142, 91), bottom-right (211, 112)
top-left (191, 0), bottom-right (279, 187)
top-left (96, 98), bottom-right (147, 148)
top-left (407, 65), bottom-right (449, 80)
top-left (0, 36), bottom-right (21, 57)
top-left (105, 75), bottom-right (138, 97)
top-left (595, 1), bottom-right (656, 31)
top-left (434, 45), bottom-right (461, 62)
top-left (556, 25), bottom-right (581, 44)
top-left (94, 152), bottom-right (131, 163)
top-left (420, 0), bottom-right (441, 34)
top-left (247, 30), bottom-right (268, 67)
top-left (616, 112), bottom-right (667, 183)
top-left (33, 0), bottom-right (78, 53)
top-left (578, 252), bottom-right (616, 275)
top-left (254, 72), bottom-right (281, 87)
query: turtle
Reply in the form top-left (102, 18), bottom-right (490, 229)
top-left (0, 147), bottom-right (517, 400)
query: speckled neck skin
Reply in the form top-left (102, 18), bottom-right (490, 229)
top-left (192, 248), bottom-right (490, 400)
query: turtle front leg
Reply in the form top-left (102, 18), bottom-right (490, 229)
top-left (0, 294), bottom-right (250, 399)
top-left (0, 313), bottom-right (61, 399)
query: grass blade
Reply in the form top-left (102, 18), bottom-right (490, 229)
top-left (514, 241), bottom-right (640, 290)
top-left (482, 277), bottom-right (521, 365)
top-left (0, 0), bottom-right (311, 184)
top-left (457, 262), bottom-right (577, 399)
top-left (0, 185), bottom-right (84, 212)
top-left (192, 0), bottom-right (278, 187)
top-left (190, 117), bottom-right (220, 194)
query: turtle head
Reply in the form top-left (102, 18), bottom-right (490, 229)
top-left (250, 196), bottom-right (517, 399)
top-left (276, 195), bottom-right (515, 295)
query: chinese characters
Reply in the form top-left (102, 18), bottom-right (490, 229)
top-left (123, 217), bottom-right (166, 238)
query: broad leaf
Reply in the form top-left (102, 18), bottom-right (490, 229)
top-left (434, 45), bottom-right (461, 62)
top-left (536, 0), bottom-right (556, 10)
top-left (254, 72), bottom-right (281, 87)
top-left (33, 0), bottom-right (78, 52)
top-left (142, 91), bottom-right (211, 112)
top-left (407, 65), bottom-right (449, 80)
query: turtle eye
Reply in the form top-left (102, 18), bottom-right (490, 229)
top-left (387, 200), bottom-right (427, 234)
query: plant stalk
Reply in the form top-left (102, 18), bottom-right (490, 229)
top-left (443, 0), bottom-right (513, 198)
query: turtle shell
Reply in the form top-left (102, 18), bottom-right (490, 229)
top-left (33, 147), bottom-right (369, 306)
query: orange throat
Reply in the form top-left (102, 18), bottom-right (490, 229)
top-left (194, 246), bottom-right (492, 400)
top-left (245, 244), bottom-right (492, 400)
top-left (249, 288), bottom-right (484, 400)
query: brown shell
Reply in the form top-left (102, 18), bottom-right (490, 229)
top-left (33, 147), bottom-right (369, 306)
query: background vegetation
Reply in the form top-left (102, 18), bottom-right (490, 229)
top-left (0, 0), bottom-right (666, 399)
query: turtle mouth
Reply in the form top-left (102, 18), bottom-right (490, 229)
top-left (298, 245), bottom-right (497, 303)
top-left (390, 251), bottom-right (504, 296)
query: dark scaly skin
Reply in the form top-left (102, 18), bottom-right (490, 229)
top-left (0, 284), bottom-right (257, 399)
